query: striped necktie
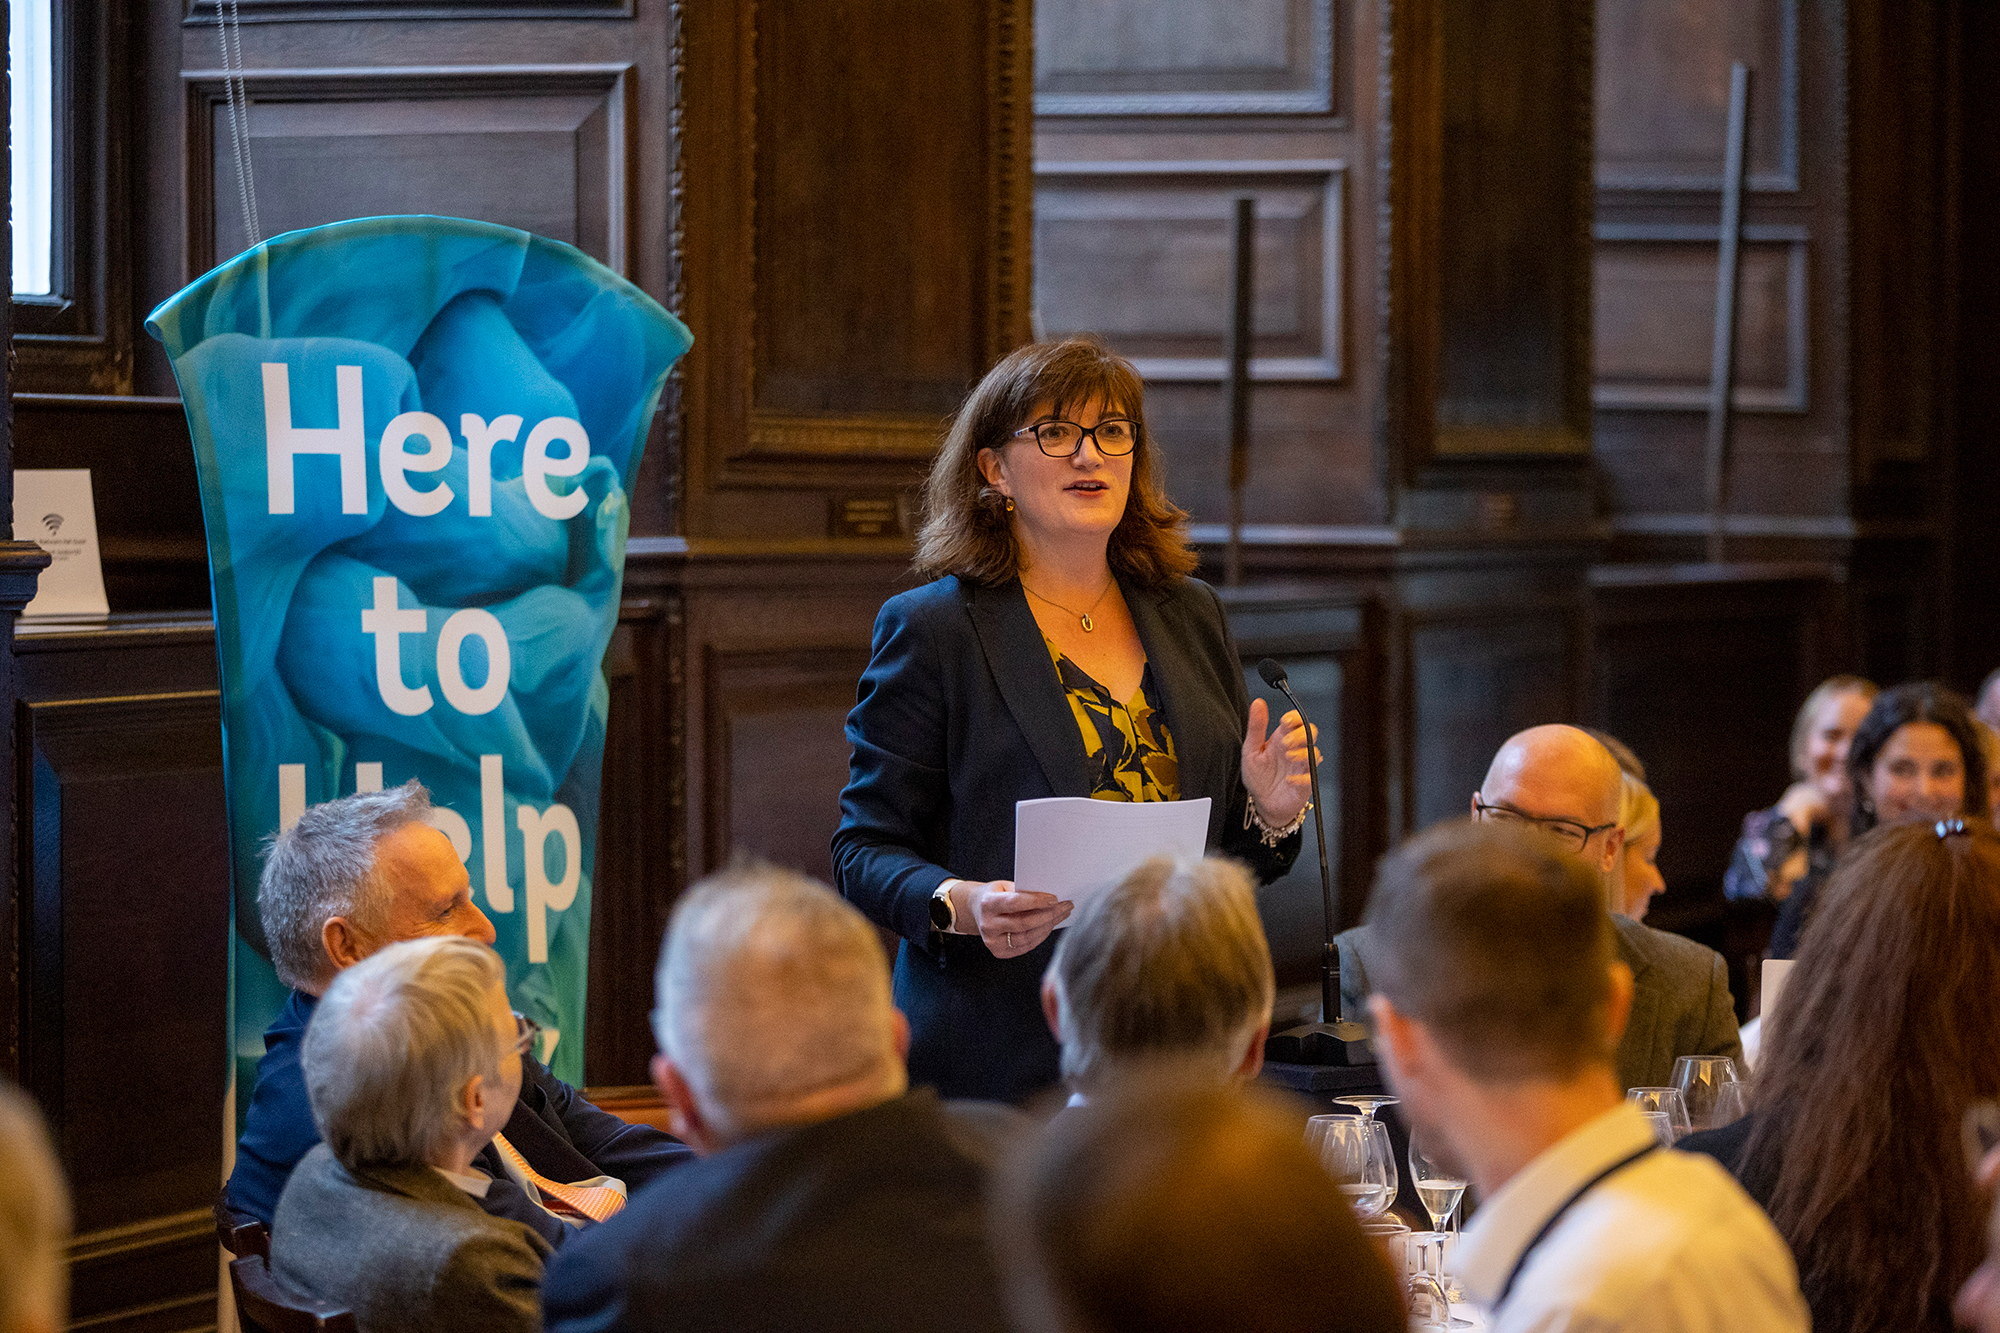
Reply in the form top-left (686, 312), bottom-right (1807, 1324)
top-left (489, 1133), bottom-right (627, 1224)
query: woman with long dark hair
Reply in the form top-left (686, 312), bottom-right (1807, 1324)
top-left (1686, 820), bottom-right (2000, 1331)
top-left (832, 337), bottom-right (1312, 1102)
top-left (1767, 680), bottom-right (1987, 957)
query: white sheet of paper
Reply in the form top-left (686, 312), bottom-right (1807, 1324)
top-left (1013, 796), bottom-right (1211, 919)
top-left (1760, 958), bottom-right (1796, 1024)
top-left (13, 469), bottom-right (109, 617)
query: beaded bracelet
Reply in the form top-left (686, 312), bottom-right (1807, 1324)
top-left (1244, 794), bottom-right (1311, 847)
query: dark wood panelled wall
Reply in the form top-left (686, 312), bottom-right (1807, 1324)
top-left (1, 1), bottom-right (1990, 1327)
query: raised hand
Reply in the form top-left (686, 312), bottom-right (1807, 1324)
top-left (1240, 695), bottom-right (1316, 828)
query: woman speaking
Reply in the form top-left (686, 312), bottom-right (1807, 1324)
top-left (833, 337), bottom-right (1313, 1102)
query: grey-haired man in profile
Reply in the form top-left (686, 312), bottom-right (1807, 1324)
top-left (226, 781), bottom-right (689, 1245)
top-left (543, 859), bottom-right (1018, 1333)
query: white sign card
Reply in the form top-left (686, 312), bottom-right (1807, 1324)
top-left (13, 469), bottom-right (109, 617)
top-left (1013, 796), bottom-right (1212, 920)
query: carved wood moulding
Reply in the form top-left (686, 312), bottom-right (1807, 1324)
top-left (678, 0), bottom-right (1034, 499)
top-left (182, 64), bottom-right (636, 278)
top-left (182, 0), bottom-right (632, 20)
top-left (1035, 0), bottom-right (1335, 116)
top-left (1034, 159), bottom-right (1347, 384)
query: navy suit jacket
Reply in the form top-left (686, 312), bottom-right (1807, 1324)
top-left (541, 1091), bottom-right (1021, 1333)
top-left (227, 989), bottom-right (694, 1246)
top-left (832, 574), bottom-right (1299, 1102)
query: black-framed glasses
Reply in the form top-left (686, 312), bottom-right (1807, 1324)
top-left (511, 1010), bottom-right (544, 1059)
top-left (1472, 797), bottom-right (1616, 853)
top-left (1010, 417), bottom-right (1140, 458)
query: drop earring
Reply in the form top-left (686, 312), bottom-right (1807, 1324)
top-left (1004, 496), bottom-right (1015, 512)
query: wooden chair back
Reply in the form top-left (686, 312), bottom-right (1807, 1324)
top-left (229, 1257), bottom-right (358, 1333)
top-left (214, 1188), bottom-right (271, 1260)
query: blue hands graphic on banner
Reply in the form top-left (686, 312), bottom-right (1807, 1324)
top-left (147, 217), bottom-right (691, 1092)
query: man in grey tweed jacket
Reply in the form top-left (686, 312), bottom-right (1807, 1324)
top-left (1338, 725), bottom-right (1741, 1090)
top-left (271, 936), bottom-right (552, 1332)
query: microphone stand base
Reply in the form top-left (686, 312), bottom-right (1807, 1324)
top-left (1264, 1020), bottom-right (1375, 1067)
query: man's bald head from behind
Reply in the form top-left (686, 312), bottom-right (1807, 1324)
top-left (1474, 724), bottom-right (1626, 879)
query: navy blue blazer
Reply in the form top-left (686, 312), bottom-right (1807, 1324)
top-left (541, 1091), bottom-right (1019, 1333)
top-left (226, 989), bottom-right (694, 1246)
top-left (832, 573), bottom-right (1299, 1102)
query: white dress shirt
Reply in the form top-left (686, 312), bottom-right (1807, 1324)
top-left (1457, 1102), bottom-right (1808, 1333)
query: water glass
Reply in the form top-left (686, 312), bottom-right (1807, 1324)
top-left (1672, 1055), bottom-right (1744, 1132)
top-left (1399, 1231), bottom-right (1452, 1330)
top-left (1627, 1087), bottom-right (1693, 1141)
top-left (1306, 1114), bottom-right (1393, 1219)
top-left (1638, 1109), bottom-right (1675, 1146)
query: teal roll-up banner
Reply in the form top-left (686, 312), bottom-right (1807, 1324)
top-left (146, 216), bottom-right (691, 1096)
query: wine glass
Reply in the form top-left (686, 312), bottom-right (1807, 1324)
top-left (1710, 1079), bottom-right (1752, 1129)
top-left (1409, 1130), bottom-right (1469, 1307)
top-left (1307, 1115), bottom-right (1392, 1220)
top-left (1672, 1055), bottom-right (1744, 1132)
top-left (1407, 1133), bottom-right (1466, 1232)
top-left (1336, 1094), bottom-right (1400, 1121)
top-left (1626, 1087), bottom-right (1692, 1142)
top-left (1364, 1119), bottom-right (1399, 1217)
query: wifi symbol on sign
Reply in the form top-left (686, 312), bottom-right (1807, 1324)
top-left (41, 514), bottom-right (62, 536)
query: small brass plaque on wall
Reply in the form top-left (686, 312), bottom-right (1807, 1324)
top-left (831, 494), bottom-right (903, 538)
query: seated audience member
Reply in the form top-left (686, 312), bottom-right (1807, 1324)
top-left (0, 1082), bottom-right (70, 1333)
top-left (1340, 725), bottom-right (1740, 1089)
top-left (542, 861), bottom-right (1018, 1333)
top-left (1767, 680), bottom-right (1987, 958)
top-left (274, 936), bottom-right (549, 1332)
top-left (1958, 1147), bottom-right (2000, 1333)
top-left (1978, 666), bottom-right (2000, 733)
top-left (1724, 675), bottom-right (1877, 907)
top-left (1364, 821), bottom-right (1807, 1333)
top-left (996, 1077), bottom-right (1405, 1333)
top-left (1042, 855), bottom-right (1272, 1103)
top-left (228, 783), bottom-right (689, 1242)
top-left (1978, 720), bottom-right (2000, 820)
top-left (1682, 821), bottom-right (2000, 1333)
top-left (1589, 731), bottom-right (1666, 922)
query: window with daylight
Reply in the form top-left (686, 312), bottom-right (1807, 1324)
top-left (10, 0), bottom-right (54, 297)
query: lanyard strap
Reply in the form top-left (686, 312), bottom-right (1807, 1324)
top-left (1494, 1142), bottom-right (1660, 1310)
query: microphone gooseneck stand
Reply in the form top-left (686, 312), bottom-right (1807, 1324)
top-left (1256, 658), bottom-right (1373, 1066)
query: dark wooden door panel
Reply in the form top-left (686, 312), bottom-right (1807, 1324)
top-left (17, 689), bottom-right (229, 1330)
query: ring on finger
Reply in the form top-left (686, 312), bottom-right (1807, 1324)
top-left (1007, 931), bottom-right (1015, 949)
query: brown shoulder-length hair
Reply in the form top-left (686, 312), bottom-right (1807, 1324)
top-left (1743, 820), bottom-right (2000, 1331)
top-left (913, 337), bottom-right (1197, 588)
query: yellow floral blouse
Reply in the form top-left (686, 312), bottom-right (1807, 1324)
top-left (1044, 638), bottom-right (1181, 802)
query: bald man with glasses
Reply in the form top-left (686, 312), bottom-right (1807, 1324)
top-left (1340, 725), bottom-right (1741, 1090)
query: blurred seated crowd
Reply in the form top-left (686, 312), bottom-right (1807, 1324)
top-left (8, 674), bottom-right (2000, 1333)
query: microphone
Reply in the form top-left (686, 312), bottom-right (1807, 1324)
top-left (1255, 658), bottom-right (1373, 1066)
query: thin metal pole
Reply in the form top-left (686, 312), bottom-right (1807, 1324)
top-left (1223, 196), bottom-right (1255, 587)
top-left (1704, 63), bottom-right (1752, 565)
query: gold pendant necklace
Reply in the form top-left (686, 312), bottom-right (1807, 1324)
top-left (1023, 577), bottom-right (1115, 633)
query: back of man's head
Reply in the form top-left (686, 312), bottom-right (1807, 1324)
top-left (653, 860), bottom-right (903, 1140)
top-left (998, 1077), bottom-right (1404, 1333)
top-left (0, 1081), bottom-right (70, 1333)
top-left (259, 782), bottom-right (432, 992)
top-left (302, 935), bottom-right (506, 1171)
top-left (1049, 856), bottom-right (1273, 1091)
top-left (1363, 820), bottom-right (1615, 1082)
